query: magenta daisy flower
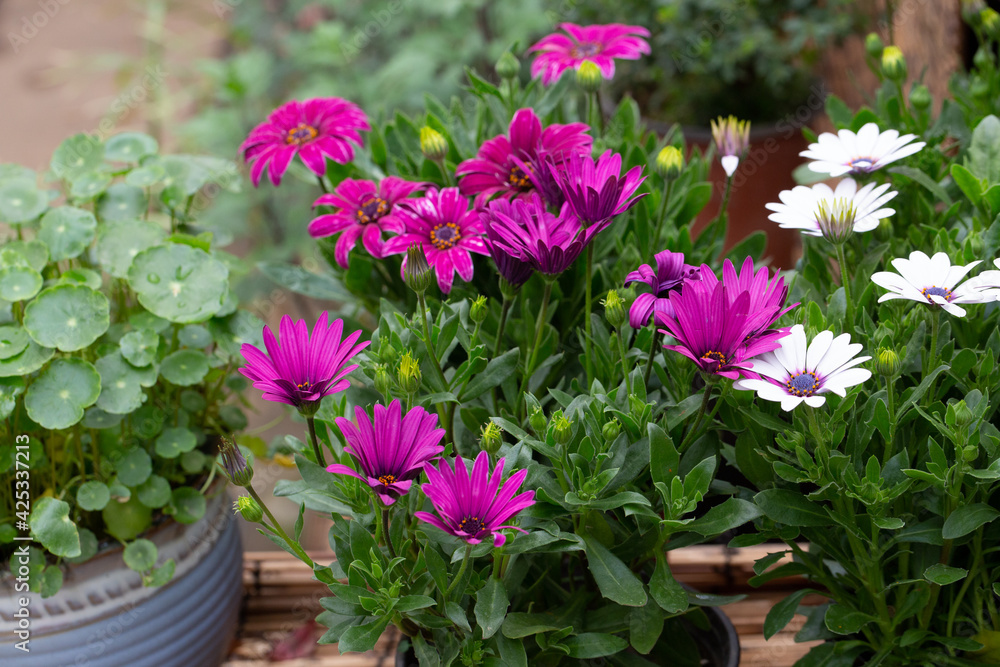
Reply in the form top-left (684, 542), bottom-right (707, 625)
top-left (238, 312), bottom-right (369, 410)
top-left (553, 150), bottom-right (647, 228)
top-left (527, 23), bottom-right (651, 86)
top-left (456, 108), bottom-right (591, 206)
top-left (307, 177), bottom-right (427, 268)
top-left (624, 250), bottom-right (701, 328)
top-left (382, 187), bottom-right (488, 294)
top-left (240, 98), bottom-right (370, 187)
top-left (480, 194), bottom-right (590, 277)
top-left (715, 257), bottom-right (797, 341)
top-left (415, 451), bottom-right (535, 547)
top-left (325, 400), bottom-right (445, 505)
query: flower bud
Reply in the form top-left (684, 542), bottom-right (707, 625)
top-left (711, 115), bottom-right (750, 177)
top-left (965, 231), bottom-right (985, 259)
top-left (219, 437), bottom-right (253, 487)
top-left (949, 400), bottom-right (974, 429)
top-left (398, 350), bottom-right (422, 395)
top-left (963, 444), bottom-right (979, 462)
top-left (420, 127), bottom-right (448, 161)
top-left (602, 419), bottom-right (621, 443)
top-left (551, 412), bottom-right (573, 445)
top-left (909, 84), bottom-right (931, 111)
top-left (529, 407), bottom-right (547, 435)
top-left (404, 243), bottom-right (433, 294)
top-left (603, 289), bottom-right (627, 329)
top-left (864, 32), bottom-right (884, 60)
top-left (983, 8), bottom-right (1000, 38)
top-left (233, 495), bottom-right (263, 523)
top-left (881, 46), bottom-right (907, 82)
top-left (576, 60), bottom-right (603, 93)
top-left (373, 363), bottom-right (392, 397)
top-left (874, 347), bottom-right (902, 378)
top-left (480, 421), bottom-right (502, 456)
top-left (495, 51), bottom-right (520, 80)
top-left (816, 197), bottom-right (858, 245)
top-left (655, 146), bottom-right (684, 181)
top-left (378, 339), bottom-right (398, 365)
top-left (964, 0), bottom-right (987, 28)
top-left (470, 295), bottom-right (488, 324)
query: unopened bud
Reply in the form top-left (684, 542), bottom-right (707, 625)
top-left (963, 444), bottom-right (979, 462)
top-left (420, 127), bottom-right (448, 161)
top-left (983, 8), bottom-right (1000, 38)
top-left (529, 407), bottom-right (547, 435)
top-left (233, 495), bottom-right (263, 523)
top-left (373, 364), bottom-right (392, 397)
top-left (966, 231), bottom-right (985, 258)
top-left (864, 32), bottom-right (884, 60)
top-left (219, 437), bottom-right (253, 487)
top-left (909, 84), bottom-right (931, 111)
top-left (576, 60), bottom-right (603, 93)
top-left (495, 51), bottom-right (520, 80)
top-left (655, 146), bottom-right (684, 180)
top-left (602, 419), bottom-right (621, 443)
top-left (470, 295), bottom-right (488, 324)
top-left (874, 347), bottom-right (902, 378)
top-left (404, 244), bottom-right (433, 294)
top-left (603, 289), bottom-right (626, 329)
top-left (378, 339), bottom-right (398, 365)
top-left (398, 350), bottom-right (422, 395)
top-left (551, 412), bottom-right (572, 445)
top-left (881, 46), bottom-right (907, 82)
top-left (480, 421), bottom-right (502, 456)
top-left (949, 400), bottom-right (974, 429)
top-left (964, 0), bottom-right (987, 28)
top-left (816, 197), bottom-right (857, 245)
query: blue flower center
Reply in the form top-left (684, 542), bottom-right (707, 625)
top-left (571, 43), bottom-right (601, 58)
top-left (356, 196), bottom-right (388, 224)
top-left (286, 123), bottom-right (318, 145)
top-left (786, 372), bottom-right (821, 397)
top-left (921, 285), bottom-right (953, 302)
top-left (458, 516), bottom-right (486, 534)
top-left (848, 157), bottom-right (875, 172)
top-left (431, 222), bottom-right (461, 250)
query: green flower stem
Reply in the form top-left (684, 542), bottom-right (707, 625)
top-left (381, 507), bottom-right (398, 560)
top-left (882, 378), bottom-right (897, 465)
top-left (316, 176), bottom-right (330, 194)
top-left (306, 415), bottom-right (325, 468)
top-left (653, 180), bottom-right (674, 254)
top-left (494, 296), bottom-right (512, 355)
top-left (643, 330), bottom-right (662, 387)
top-left (587, 91), bottom-right (602, 136)
top-left (445, 544), bottom-right (474, 600)
top-left (679, 378), bottom-right (714, 451)
top-left (519, 280), bottom-right (554, 418)
top-left (834, 243), bottom-right (855, 337)
top-left (418, 292), bottom-right (448, 389)
top-left (584, 245), bottom-right (595, 387)
top-left (616, 328), bottom-right (632, 397)
top-left (247, 485), bottom-right (314, 569)
top-left (707, 175), bottom-right (733, 255)
top-left (435, 158), bottom-right (454, 187)
top-left (923, 310), bottom-right (942, 407)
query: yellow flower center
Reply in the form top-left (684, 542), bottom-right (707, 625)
top-left (286, 123), bottom-right (318, 145)
top-left (430, 222), bottom-right (461, 250)
top-left (378, 474), bottom-right (397, 485)
top-left (458, 516), bottom-right (486, 534)
top-left (356, 196), bottom-right (389, 224)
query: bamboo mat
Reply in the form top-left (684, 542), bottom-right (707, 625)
top-left (224, 545), bottom-right (822, 666)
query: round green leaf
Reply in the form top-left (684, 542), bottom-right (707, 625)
top-left (95, 352), bottom-right (156, 414)
top-left (120, 329), bottom-right (160, 367)
top-left (0, 338), bottom-right (54, 378)
top-left (0, 265), bottom-right (42, 301)
top-left (129, 311), bottom-right (170, 333)
top-left (97, 184), bottom-right (147, 222)
top-left (180, 450), bottom-right (207, 474)
top-left (39, 564), bottom-right (64, 598)
top-left (170, 487), bottom-right (206, 524)
top-left (0, 377), bottom-right (25, 421)
top-left (29, 497), bottom-right (81, 558)
top-left (96, 221), bottom-right (167, 278)
top-left (125, 164), bottom-right (166, 188)
top-left (116, 447), bottom-right (153, 487)
top-left (136, 475), bottom-right (171, 508)
top-left (105, 132), bottom-right (159, 163)
top-left (3, 240), bottom-right (49, 270)
top-left (0, 163), bottom-right (37, 183)
top-left (59, 268), bottom-right (103, 290)
top-left (155, 427), bottom-right (197, 459)
top-left (178, 324), bottom-right (212, 348)
top-left (51, 134), bottom-right (104, 179)
top-left (179, 390), bottom-right (207, 412)
top-left (123, 539), bottom-right (158, 572)
top-left (38, 207), bottom-right (98, 260)
top-left (160, 349), bottom-right (209, 386)
top-left (108, 481), bottom-right (131, 501)
top-left (0, 325), bottom-right (29, 359)
top-left (66, 528), bottom-right (98, 564)
top-left (102, 496), bottom-right (151, 541)
top-left (0, 181), bottom-right (47, 224)
top-left (24, 358), bottom-right (101, 429)
top-left (23, 285), bottom-right (110, 351)
top-left (219, 405), bottom-right (248, 430)
top-left (128, 245), bottom-right (228, 323)
top-left (208, 310), bottom-right (265, 358)
top-left (83, 406), bottom-right (123, 429)
top-left (69, 172), bottom-right (112, 201)
top-left (76, 481), bottom-right (111, 511)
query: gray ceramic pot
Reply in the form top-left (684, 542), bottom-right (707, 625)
top-left (0, 487), bottom-right (242, 666)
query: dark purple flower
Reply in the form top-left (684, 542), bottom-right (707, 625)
top-left (624, 250), bottom-right (701, 328)
top-left (326, 400), bottom-right (445, 506)
top-left (239, 312), bottom-right (369, 410)
top-left (415, 451), bottom-right (535, 547)
top-left (480, 194), bottom-right (589, 276)
top-left (308, 176), bottom-right (427, 268)
top-left (240, 98), bottom-right (370, 187)
top-left (527, 23), bottom-right (651, 86)
top-left (553, 150), bottom-right (647, 228)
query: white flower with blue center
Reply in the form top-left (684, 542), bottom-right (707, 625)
top-left (800, 123), bottom-right (925, 177)
top-left (766, 178), bottom-right (897, 241)
top-left (871, 251), bottom-right (992, 317)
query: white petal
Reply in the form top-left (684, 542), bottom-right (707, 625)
top-left (805, 330), bottom-right (834, 371)
top-left (804, 395), bottom-right (827, 408)
top-left (721, 155), bottom-right (739, 177)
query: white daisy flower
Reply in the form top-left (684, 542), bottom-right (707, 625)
top-left (871, 251), bottom-right (989, 317)
top-left (766, 178), bottom-right (897, 241)
top-left (800, 122), bottom-right (926, 176)
top-left (964, 257), bottom-right (1000, 300)
top-left (734, 325), bottom-right (871, 411)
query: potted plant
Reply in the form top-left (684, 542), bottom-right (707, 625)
top-left (0, 132), bottom-right (262, 666)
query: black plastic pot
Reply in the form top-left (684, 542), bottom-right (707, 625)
top-left (394, 603), bottom-right (740, 667)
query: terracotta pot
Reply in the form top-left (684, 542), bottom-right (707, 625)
top-left (0, 487), bottom-right (243, 666)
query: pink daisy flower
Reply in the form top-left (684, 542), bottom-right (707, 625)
top-left (527, 23), bottom-right (651, 86)
top-left (308, 177), bottom-right (427, 268)
top-left (455, 108), bottom-right (591, 207)
top-left (239, 98), bottom-right (370, 187)
top-left (383, 188), bottom-right (488, 294)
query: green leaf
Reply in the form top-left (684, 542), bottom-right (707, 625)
top-left (824, 605), bottom-right (875, 635)
top-left (123, 539), bottom-right (158, 571)
top-left (969, 114), bottom-right (1000, 182)
top-left (889, 166), bottom-right (952, 206)
top-left (96, 184), bottom-right (147, 222)
top-left (629, 601), bottom-right (665, 654)
top-left (125, 164), bottom-right (167, 188)
top-left (337, 616), bottom-right (390, 654)
top-left (923, 563), bottom-right (968, 585)
top-left (39, 564), bottom-right (63, 598)
top-left (76, 481), bottom-right (111, 511)
top-left (754, 488), bottom-right (829, 526)
top-left (23, 285), bottom-right (110, 351)
top-left (0, 265), bottom-right (42, 302)
top-left (102, 496), bottom-right (151, 540)
top-left (0, 377), bottom-right (25, 420)
top-left (68, 172), bottom-right (112, 201)
top-left (170, 487), bottom-right (206, 524)
top-left (649, 422), bottom-right (679, 487)
top-left (0, 338), bottom-right (53, 378)
top-left (460, 348), bottom-right (519, 400)
top-left (941, 503), bottom-right (1000, 539)
top-left (96, 221), bottom-right (166, 278)
top-left (257, 260), bottom-right (352, 301)
top-left (120, 329), bottom-right (159, 367)
top-left (763, 588), bottom-right (816, 639)
top-left (688, 497), bottom-right (762, 536)
top-left (105, 132), bottom-right (159, 163)
top-left (649, 555), bottom-right (687, 613)
top-left (474, 577), bottom-right (508, 639)
top-left (563, 633), bottom-right (629, 659)
top-left (24, 358), bottom-right (101, 429)
top-left (38, 207), bottom-right (97, 260)
top-left (0, 181), bottom-right (47, 224)
top-left (582, 531), bottom-right (647, 606)
top-left (96, 352), bottom-right (156, 414)
top-left (117, 447), bottom-right (153, 486)
top-left (66, 527), bottom-right (98, 564)
top-left (178, 324), bottom-right (212, 348)
top-left (676, 183), bottom-right (712, 225)
top-left (155, 427), bottom-right (197, 458)
top-left (951, 163), bottom-right (983, 205)
top-left (160, 349), bottom-right (209, 386)
top-left (29, 497), bottom-right (81, 558)
top-left (145, 559), bottom-right (176, 587)
top-left (3, 239), bottom-right (49, 270)
top-left (136, 475), bottom-right (171, 508)
top-left (51, 134), bottom-right (103, 179)
top-left (128, 244), bottom-right (228, 323)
